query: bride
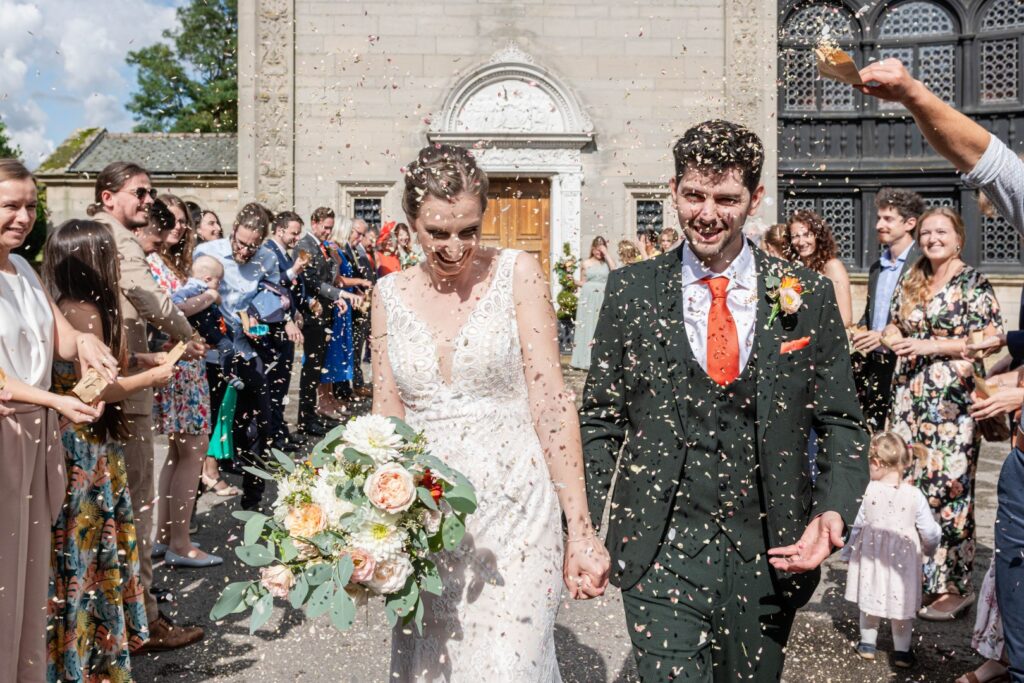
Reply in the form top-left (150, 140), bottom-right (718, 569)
top-left (370, 144), bottom-right (610, 681)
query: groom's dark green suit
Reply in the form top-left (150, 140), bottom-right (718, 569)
top-left (580, 242), bottom-right (869, 681)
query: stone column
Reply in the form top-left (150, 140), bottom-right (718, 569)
top-left (724, 0), bottom-right (778, 221)
top-left (560, 171), bottom-right (583, 259)
top-left (237, 0), bottom-right (295, 212)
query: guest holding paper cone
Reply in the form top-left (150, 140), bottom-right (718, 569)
top-left (0, 159), bottom-right (114, 683)
top-left (42, 219), bottom-right (178, 682)
top-left (884, 207), bottom-right (1003, 621)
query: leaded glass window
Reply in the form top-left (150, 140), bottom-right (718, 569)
top-left (979, 0), bottom-right (1024, 108)
top-left (779, 2), bottom-right (859, 114)
top-left (353, 198), bottom-right (382, 231)
top-left (875, 1), bottom-right (958, 110)
top-left (636, 200), bottom-right (663, 235)
top-left (982, 212), bottom-right (1022, 264)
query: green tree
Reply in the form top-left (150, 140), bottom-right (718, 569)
top-left (0, 118), bottom-right (23, 158)
top-left (126, 0), bottom-right (237, 133)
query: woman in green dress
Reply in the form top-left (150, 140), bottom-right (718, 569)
top-left (570, 236), bottom-right (616, 370)
top-left (44, 220), bottom-right (175, 682)
top-left (885, 207), bottom-right (1003, 621)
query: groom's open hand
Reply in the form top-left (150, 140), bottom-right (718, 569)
top-left (563, 536), bottom-right (611, 599)
top-left (766, 511), bottom-right (845, 573)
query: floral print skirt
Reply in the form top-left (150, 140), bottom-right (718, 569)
top-left (47, 428), bottom-right (148, 682)
top-left (153, 358), bottom-right (211, 435)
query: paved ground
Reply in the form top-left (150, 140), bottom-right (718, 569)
top-left (134, 363), bottom-right (1002, 682)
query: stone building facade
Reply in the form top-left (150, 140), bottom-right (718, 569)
top-left (238, 0), bottom-right (778, 282)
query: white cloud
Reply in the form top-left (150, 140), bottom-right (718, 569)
top-left (0, 0), bottom-right (178, 166)
top-left (2, 101), bottom-right (52, 165)
top-left (84, 92), bottom-right (131, 129)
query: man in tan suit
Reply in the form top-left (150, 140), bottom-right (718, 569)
top-left (87, 161), bottom-right (205, 652)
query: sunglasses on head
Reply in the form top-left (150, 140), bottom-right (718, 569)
top-left (122, 187), bottom-right (158, 200)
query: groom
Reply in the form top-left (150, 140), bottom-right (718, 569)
top-left (580, 120), bottom-right (869, 681)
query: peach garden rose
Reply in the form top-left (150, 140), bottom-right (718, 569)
top-left (364, 463), bottom-right (417, 514)
top-left (284, 503), bottom-right (328, 539)
top-left (260, 565), bottom-right (296, 599)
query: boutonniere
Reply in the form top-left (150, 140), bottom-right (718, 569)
top-left (765, 272), bottom-right (809, 327)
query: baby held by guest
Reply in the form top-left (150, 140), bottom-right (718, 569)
top-left (842, 431), bottom-right (942, 669)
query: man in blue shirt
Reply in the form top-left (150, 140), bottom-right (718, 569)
top-left (850, 188), bottom-right (923, 432)
top-left (195, 202), bottom-right (292, 510)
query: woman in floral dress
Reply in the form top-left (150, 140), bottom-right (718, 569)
top-left (146, 195), bottom-right (220, 567)
top-left (885, 207), bottom-right (1003, 619)
top-left (44, 220), bottom-right (174, 682)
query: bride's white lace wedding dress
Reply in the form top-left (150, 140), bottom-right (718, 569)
top-left (378, 249), bottom-right (564, 682)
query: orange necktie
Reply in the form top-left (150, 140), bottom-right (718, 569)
top-left (704, 276), bottom-right (739, 386)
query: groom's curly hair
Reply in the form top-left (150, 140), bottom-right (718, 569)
top-left (672, 119), bottom-right (764, 193)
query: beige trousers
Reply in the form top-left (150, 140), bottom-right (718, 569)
top-left (123, 412), bottom-right (159, 623)
top-left (0, 404), bottom-right (62, 683)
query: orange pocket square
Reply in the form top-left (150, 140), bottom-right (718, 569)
top-left (780, 336), bottom-right (811, 354)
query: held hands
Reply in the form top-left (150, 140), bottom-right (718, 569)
top-left (76, 333), bottom-right (118, 383)
top-left (562, 531), bottom-right (611, 600)
top-left (767, 511), bottom-right (845, 574)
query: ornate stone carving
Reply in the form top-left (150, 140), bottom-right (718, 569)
top-left (252, 0), bottom-right (294, 211)
top-left (456, 80), bottom-right (564, 134)
top-left (471, 146), bottom-right (581, 171)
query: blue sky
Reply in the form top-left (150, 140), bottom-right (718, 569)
top-left (0, 0), bottom-right (183, 167)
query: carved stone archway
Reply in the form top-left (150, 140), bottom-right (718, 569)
top-left (428, 44), bottom-right (593, 287)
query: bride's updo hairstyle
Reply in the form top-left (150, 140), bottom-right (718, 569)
top-left (402, 144), bottom-right (489, 221)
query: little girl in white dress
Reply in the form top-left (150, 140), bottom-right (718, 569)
top-left (843, 431), bottom-right (942, 669)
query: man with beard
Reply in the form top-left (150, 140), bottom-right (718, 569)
top-left (580, 120), bottom-right (869, 681)
top-left (195, 203), bottom-right (291, 511)
top-left (87, 161), bottom-right (205, 652)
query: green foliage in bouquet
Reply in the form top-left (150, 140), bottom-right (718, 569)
top-left (553, 242), bottom-right (579, 321)
top-left (210, 416), bottom-right (477, 635)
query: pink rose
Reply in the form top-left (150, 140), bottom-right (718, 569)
top-left (365, 555), bottom-right (414, 595)
top-left (343, 547), bottom-right (377, 584)
top-left (364, 463), bottom-right (416, 514)
top-left (260, 565), bottom-right (296, 599)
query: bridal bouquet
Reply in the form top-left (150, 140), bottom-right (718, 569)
top-left (210, 415), bottom-right (477, 633)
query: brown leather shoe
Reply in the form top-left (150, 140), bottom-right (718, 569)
top-left (131, 613), bottom-right (204, 654)
top-left (353, 385), bottom-right (372, 398)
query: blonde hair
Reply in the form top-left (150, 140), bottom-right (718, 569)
top-left (869, 431), bottom-right (921, 472)
top-left (762, 223), bottom-right (794, 260)
top-left (618, 240), bottom-right (641, 264)
top-left (900, 207), bottom-right (966, 318)
top-left (191, 254), bottom-right (223, 279)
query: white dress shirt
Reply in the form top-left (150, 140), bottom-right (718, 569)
top-left (680, 240), bottom-right (759, 373)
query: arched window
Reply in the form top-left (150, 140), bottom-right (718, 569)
top-left (875, 1), bottom-right (958, 110)
top-left (978, 0), bottom-right (1024, 107)
top-left (779, 3), bottom-right (860, 113)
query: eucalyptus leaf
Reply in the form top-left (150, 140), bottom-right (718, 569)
top-left (289, 572), bottom-right (309, 609)
top-left (441, 513), bottom-right (466, 550)
top-left (305, 562), bottom-right (334, 586)
top-left (419, 561), bottom-right (443, 596)
top-left (244, 513), bottom-right (270, 546)
top-left (387, 576), bottom-right (419, 619)
top-left (444, 484), bottom-right (477, 514)
top-left (242, 465), bottom-right (275, 481)
top-left (235, 544), bottom-right (275, 567)
top-left (271, 448), bottom-right (296, 473)
top-left (329, 590), bottom-right (356, 631)
top-left (250, 591), bottom-right (274, 633)
top-left (343, 448), bottom-right (374, 467)
top-left (388, 416), bottom-right (418, 440)
top-left (335, 555), bottom-right (355, 587)
top-left (279, 537), bottom-right (299, 563)
top-left (413, 594), bottom-right (425, 635)
top-left (306, 581), bottom-right (334, 619)
top-left (232, 510), bottom-right (261, 523)
top-left (210, 581), bottom-right (251, 620)
top-left (416, 486), bottom-right (439, 511)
